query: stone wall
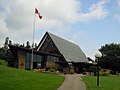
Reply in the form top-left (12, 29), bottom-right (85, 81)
top-left (18, 50), bottom-right (25, 69)
top-left (46, 61), bottom-right (58, 68)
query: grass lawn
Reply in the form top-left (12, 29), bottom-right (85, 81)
top-left (83, 75), bottom-right (120, 90)
top-left (0, 65), bottom-right (64, 90)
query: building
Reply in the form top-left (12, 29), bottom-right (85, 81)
top-left (9, 32), bottom-right (89, 73)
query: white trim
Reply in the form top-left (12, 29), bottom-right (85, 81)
top-left (37, 34), bottom-right (48, 51)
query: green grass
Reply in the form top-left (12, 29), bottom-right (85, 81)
top-left (0, 65), bottom-right (64, 90)
top-left (83, 75), bottom-right (120, 90)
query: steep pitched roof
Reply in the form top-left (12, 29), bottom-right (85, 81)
top-left (38, 32), bottom-right (89, 63)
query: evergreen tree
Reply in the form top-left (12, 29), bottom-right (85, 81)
top-left (99, 43), bottom-right (120, 74)
top-left (34, 43), bottom-right (37, 50)
top-left (26, 41), bottom-right (31, 48)
top-left (4, 37), bottom-right (9, 50)
top-left (9, 40), bottom-right (12, 45)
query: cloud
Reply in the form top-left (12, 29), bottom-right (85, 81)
top-left (0, 0), bottom-right (34, 46)
top-left (39, 0), bottom-right (108, 26)
top-left (117, 0), bottom-right (120, 7)
top-left (0, 0), bottom-right (109, 47)
top-left (114, 14), bottom-right (120, 21)
top-left (79, 0), bottom-right (109, 21)
top-left (114, 0), bottom-right (120, 21)
top-left (70, 31), bottom-right (85, 43)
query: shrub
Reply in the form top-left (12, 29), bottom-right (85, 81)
top-left (0, 60), bottom-right (8, 66)
top-left (89, 66), bottom-right (98, 76)
top-left (100, 69), bottom-right (110, 76)
top-left (34, 68), bottom-right (45, 72)
top-left (49, 68), bottom-right (56, 72)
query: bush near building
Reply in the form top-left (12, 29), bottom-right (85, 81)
top-left (99, 69), bottom-right (110, 76)
top-left (0, 59), bottom-right (8, 66)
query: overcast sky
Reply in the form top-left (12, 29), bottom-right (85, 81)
top-left (0, 0), bottom-right (120, 59)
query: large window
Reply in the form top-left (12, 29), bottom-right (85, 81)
top-left (47, 55), bottom-right (59, 62)
top-left (25, 53), bottom-right (43, 69)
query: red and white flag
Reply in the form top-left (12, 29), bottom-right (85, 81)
top-left (35, 8), bottom-right (42, 19)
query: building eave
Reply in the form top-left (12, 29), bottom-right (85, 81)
top-left (9, 45), bottom-right (62, 57)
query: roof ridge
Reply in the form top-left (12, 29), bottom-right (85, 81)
top-left (47, 32), bottom-right (79, 47)
top-left (40, 32), bottom-right (88, 63)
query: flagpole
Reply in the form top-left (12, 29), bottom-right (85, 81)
top-left (31, 7), bottom-right (36, 70)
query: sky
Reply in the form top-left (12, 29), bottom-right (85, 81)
top-left (0, 0), bottom-right (120, 60)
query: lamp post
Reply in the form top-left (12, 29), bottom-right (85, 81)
top-left (95, 51), bottom-right (102, 86)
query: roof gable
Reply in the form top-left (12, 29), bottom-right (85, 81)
top-left (37, 32), bottom-right (89, 63)
top-left (37, 33), bottom-right (61, 55)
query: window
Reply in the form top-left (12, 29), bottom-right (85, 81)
top-left (47, 55), bottom-right (59, 62)
top-left (25, 53), bottom-right (43, 69)
top-left (25, 62), bottom-right (30, 69)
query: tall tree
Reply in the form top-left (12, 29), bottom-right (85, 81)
top-left (99, 43), bottom-right (120, 74)
top-left (4, 37), bottom-right (9, 50)
top-left (1, 37), bottom-right (13, 62)
top-left (34, 43), bottom-right (37, 50)
top-left (0, 47), bottom-right (5, 59)
top-left (9, 40), bottom-right (12, 45)
top-left (26, 41), bottom-right (31, 48)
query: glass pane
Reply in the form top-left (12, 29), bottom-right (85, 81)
top-left (25, 62), bottom-right (30, 69)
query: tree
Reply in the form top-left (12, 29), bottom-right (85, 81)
top-left (9, 40), bottom-right (12, 45)
top-left (34, 43), bottom-right (37, 50)
top-left (0, 47), bottom-right (5, 59)
top-left (99, 43), bottom-right (120, 74)
top-left (26, 41), bottom-right (31, 48)
top-left (0, 37), bottom-right (14, 62)
top-left (4, 37), bottom-right (9, 50)
top-left (87, 57), bottom-right (94, 62)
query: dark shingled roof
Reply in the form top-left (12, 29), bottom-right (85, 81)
top-left (44, 32), bottom-right (89, 63)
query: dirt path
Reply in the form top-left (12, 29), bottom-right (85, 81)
top-left (57, 74), bottom-right (86, 90)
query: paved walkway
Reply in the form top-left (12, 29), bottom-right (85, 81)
top-left (57, 74), bottom-right (86, 90)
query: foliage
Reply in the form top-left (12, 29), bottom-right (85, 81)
top-left (87, 57), bottom-right (94, 62)
top-left (0, 60), bottom-right (8, 66)
top-left (99, 43), bottom-right (120, 74)
top-left (34, 68), bottom-right (45, 72)
top-left (99, 69), bottom-right (110, 76)
top-left (0, 48), bottom-right (14, 63)
top-left (48, 68), bottom-right (56, 72)
top-left (4, 37), bottom-right (9, 50)
top-left (0, 65), bottom-right (64, 90)
top-left (89, 66), bottom-right (101, 76)
top-left (26, 41), bottom-right (31, 48)
top-left (0, 47), bottom-right (5, 59)
top-left (89, 66), bottom-right (97, 72)
top-left (0, 37), bottom-right (14, 62)
top-left (83, 75), bottom-right (120, 90)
